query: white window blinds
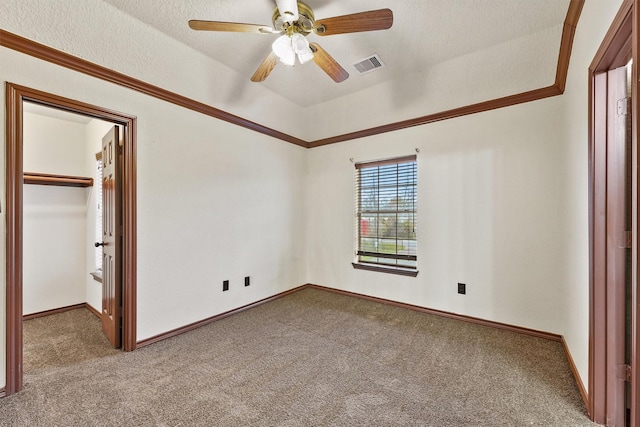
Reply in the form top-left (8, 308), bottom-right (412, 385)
top-left (355, 155), bottom-right (417, 270)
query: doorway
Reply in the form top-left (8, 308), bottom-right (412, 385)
top-left (4, 83), bottom-right (137, 396)
top-left (589, 1), bottom-right (639, 425)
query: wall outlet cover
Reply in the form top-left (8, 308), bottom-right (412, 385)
top-left (458, 283), bottom-right (466, 294)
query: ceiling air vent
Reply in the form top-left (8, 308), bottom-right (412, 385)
top-left (353, 54), bottom-right (385, 75)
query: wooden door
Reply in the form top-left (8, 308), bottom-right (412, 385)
top-left (605, 65), bottom-right (631, 427)
top-left (100, 126), bottom-right (122, 348)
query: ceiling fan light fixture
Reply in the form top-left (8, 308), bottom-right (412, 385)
top-left (272, 33), bottom-right (314, 66)
top-left (297, 49), bottom-right (314, 65)
top-left (292, 33), bottom-right (314, 64)
top-left (272, 35), bottom-right (296, 66)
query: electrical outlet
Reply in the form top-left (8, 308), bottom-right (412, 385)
top-left (458, 283), bottom-right (466, 294)
top-left (223, 280), bottom-right (229, 292)
top-left (244, 276), bottom-right (250, 287)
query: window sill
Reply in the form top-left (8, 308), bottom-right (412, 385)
top-left (352, 263), bottom-right (418, 277)
top-left (90, 271), bottom-right (103, 283)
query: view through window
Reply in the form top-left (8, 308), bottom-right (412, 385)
top-left (354, 155), bottom-right (417, 272)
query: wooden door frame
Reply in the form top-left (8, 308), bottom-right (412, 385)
top-left (4, 82), bottom-right (137, 396)
top-left (589, 0), bottom-right (639, 424)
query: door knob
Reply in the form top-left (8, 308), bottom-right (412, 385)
top-left (95, 242), bottom-right (106, 247)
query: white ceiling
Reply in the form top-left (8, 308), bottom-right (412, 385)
top-left (23, 102), bottom-right (93, 125)
top-left (99, 0), bottom-right (571, 109)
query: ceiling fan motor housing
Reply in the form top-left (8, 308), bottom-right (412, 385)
top-left (272, 1), bottom-right (315, 36)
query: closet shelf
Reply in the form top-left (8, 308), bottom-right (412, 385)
top-left (24, 172), bottom-right (94, 187)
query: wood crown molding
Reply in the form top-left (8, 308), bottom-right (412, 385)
top-left (310, 0), bottom-right (583, 147)
top-left (0, 1), bottom-right (582, 149)
top-left (0, 30), bottom-right (307, 148)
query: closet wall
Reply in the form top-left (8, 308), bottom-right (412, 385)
top-left (23, 109), bottom-right (103, 315)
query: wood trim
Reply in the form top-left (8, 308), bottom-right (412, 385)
top-left (23, 303), bottom-right (87, 320)
top-left (22, 302), bottom-right (100, 322)
top-left (84, 303), bottom-right (101, 319)
top-left (561, 336), bottom-right (590, 415)
top-left (631, 2), bottom-right (640, 426)
top-left (5, 81), bottom-right (23, 397)
top-left (136, 285), bottom-right (307, 348)
top-left (306, 284), bottom-right (563, 342)
top-left (0, 1), bottom-right (581, 150)
top-left (4, 83), bottom-right (138, 397)
top-left (590, 0), bottom-right (633, 72)
top-left (309, 86), bottom-right (562, 147)
top-left (23, 172), bottom-right (93, 187)
top-left (352, 262), bottom-right (418, 277)
top-left (554, 0), bottom-right (585, 93)
top-left (0, 388), bottom-right (5, 399)
top-left (589, 71), bottom-right (608, 424)
top-left (588, 1), bottom-right (635, 423)
top-left (309, 1), bottom-right (584, 148)
top-left (0, 30), bottom-right (308, 149)
top-left (121, 115), bottom-right (137, 353)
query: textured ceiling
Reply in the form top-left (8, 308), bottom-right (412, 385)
top-left (100, 0), bottom-right (571, 108)
top-left (0, 0), bottom-right (573, 141)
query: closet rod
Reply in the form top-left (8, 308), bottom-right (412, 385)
top-left (23, 172), bottom-right (93, 187)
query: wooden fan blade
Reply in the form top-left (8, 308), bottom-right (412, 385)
top-left (251, 51), bottom-right (279, 82)
top-left (188, 20), bottom-right (277, 34)
top-left (314, 9), bottom-right (393, 36)
top-left (310, 43), bottom-right (349, 83)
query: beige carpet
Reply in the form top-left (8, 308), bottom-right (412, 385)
top-left (1, 287), bottom-right (596, 426)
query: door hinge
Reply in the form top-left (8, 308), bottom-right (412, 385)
top-left (618, 230), bottom-right (632, 249)
top-left (617, 97), bottom-right (631, 116)
top-left (617, 364), bottom-right (632, 382)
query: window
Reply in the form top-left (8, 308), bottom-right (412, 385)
top-left (95, 153), bottom-right (103, 271)
top-left (353, 155), bottom-right (417, 276)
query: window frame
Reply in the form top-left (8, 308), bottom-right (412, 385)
top-left (352, 155), bottom-right (418, 277)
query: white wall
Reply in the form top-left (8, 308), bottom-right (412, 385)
top-left (0, 0), bottom-right (625, 396)
top-left (306, 99), bottom-right (569, 330)
top-left (22, 112), bottom-right (90, 315)
top-left (305, 0), bottom-right (624, 391)
top-left (0, 26), bottom-right (308, 389)
top-left (558, 0), bottom-right (625, 390)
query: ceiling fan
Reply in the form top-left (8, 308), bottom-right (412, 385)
top-left (188, 0), bottom-right (393, 83)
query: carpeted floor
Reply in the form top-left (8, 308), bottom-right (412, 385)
top-left (1, 287), bottom-right (597, 426)
top-left (22, 308), bottom-right (119, 373)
